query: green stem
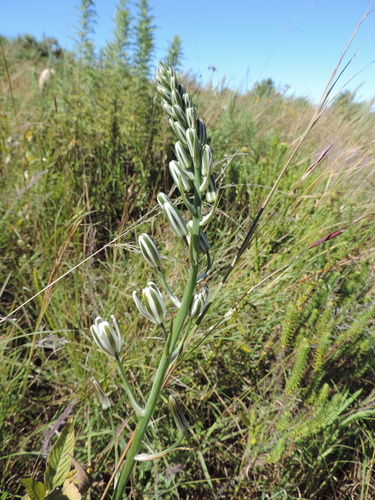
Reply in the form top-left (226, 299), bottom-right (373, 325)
top-left (112, 348), bottom-right (170, 499)
top-left (157, 268), bottom-right (181, 307)
top-left (113, 262), bottom-right (199, 499)
top-left (113, 81), bottom-right (203, 498)
top-left (115, 355), bottom-right (145, 417)
top-left (113, 228), bottom-right (200, 498)
top-left (108, 408), bottom-right (119, 465)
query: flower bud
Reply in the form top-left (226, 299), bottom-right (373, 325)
top-left (189, 286), bottom-right (209, 318)
top-left (186, 227), bottom-right (210, 253)
top-left (173, 104), bottom-right (188, 127)
top-left (169, 161), bottom-right (192, 192)
top-left (186, 107), bottom-right (197, 130)
top-left (201, 144), bottom-right (212, 177)
top-left (170, 120), bottom-right (188, 146)
top-left (157, 192), bottom-right (170, 207)
top-left (175, 142), bottom-right (194, 178)
top-left (206, 176), bottom-right (218, 203)
top-left (177, 82), bottom-right (186, 96)
top-left (169, 395), bottom-right (189, 434)
top-left (197, 119), bottom-right (207, 145)
top-left (138, 233), bottom-right (162, 269)
top-left (161, 101), bottom-right (175, 119)
top-left (133, 282), bottom-right (165, 324)
top-left (198, 231), bottom-right (210, 253)
top-left (171, 88), bottom-right (183, 108)
top-left (186, 128), bottom-right (200, 166)
top-left (199, 175), bottom-right (210, 194)
top-left (90, 315), bottom-right (122, 357)
top-left (169, 72), bottom-right (179, 91)
top-left (157, 193), bottom-right (189, 237)
top-left (91, 377), bottom-right (112, 410)
top-left (156, 65), bottom-right (169, 87)
top-left (157, 84), bottom-right (172, 104)
top-left (183, 93), bottom-right (193, 109)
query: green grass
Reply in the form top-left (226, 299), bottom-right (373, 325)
top-left (1, 21), bottom-right (375, 500)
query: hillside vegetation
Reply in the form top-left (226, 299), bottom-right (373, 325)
top-left (1, 3), bottom-right (375, 499)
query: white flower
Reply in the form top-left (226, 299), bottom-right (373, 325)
top-left (133, 282), bottom-right (166, 324)
top-left (90, 315), bottom-right (122, 357)
top-left (157, 193), bottom-right (188, 237)
top-left (138, 233), bottom-right (162, 269)
top-left (189, 287), bottom-right (209, 318)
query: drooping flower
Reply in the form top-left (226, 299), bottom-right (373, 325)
top-left (138, 233), bottom-right (162, 269)
top-left (90, 315), bottom-right (122, 357)
top-left (133, 282), bottom-right (166, 324)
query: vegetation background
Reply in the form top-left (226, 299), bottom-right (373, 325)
top-left (1, 1), bottom-right (374, 498)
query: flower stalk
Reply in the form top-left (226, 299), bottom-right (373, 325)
top-left (110, 61), bottom-right (217, 498)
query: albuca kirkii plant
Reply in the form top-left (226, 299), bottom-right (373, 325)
top-left (89, 61), bottom-right (219, 498)
top-left (87, 61), bottom-right (364, 498)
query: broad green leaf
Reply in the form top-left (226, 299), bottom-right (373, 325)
top-left (44, 421), bottom-right (75, 490)
top-left (20, 478), bottom-right (46, 500)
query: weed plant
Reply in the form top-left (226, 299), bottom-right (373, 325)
top-left (1, 5), bottom-right (375, 499)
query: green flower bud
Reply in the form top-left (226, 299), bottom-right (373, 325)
top-left (90, 315), bottom-right (122, 357)
top-left (175, 142), bottom-right (194, 177)
top-left (157, 193), bottom-right (189, 237)
top-left (169, 160), bottom-right (192, 192)
top-left (206, 176), bottom-right (218, 203)
top-left (161, 101), bottom-right (175, 119)
top-left (133, 282), bottom-right (165, 324)
top-left (197, 119), bottom-right (207, 145)
top-left (138, 233), bottom-right (162, 269)
top-left (171, 88), bottom-right (183, 108)
top-left (169, 72), bottom-right (179, 91)
top-left (170, 120), bottom-right (188, 146)
top-left (169, 395), bottom-right (189, 434)
top-left (201, 144), bottom-right (212, 177)
top-left (198, 231), bottom-right (210, 253)
top-left (186, 107), bottom-right (197, 130)
top-left (156, 65), bottom-right (169, 86)
top-left (91, 377), bottom-right (112, 410)
top-left (172, 104), bottom-right (187, 127)
top-left (189, 286), bottom-right (209, 318)
top-left (186, 227), bottom-right (210, 253)
top-left (186, 128), bottom-right (200, 166)
top-left (199, 175), bottom-right (210, 194)
top-left (157, 84), bottom-right (172, 103)
top-left (157, 192), bottom-right (170, 207)
top-left (177, 82), bottom-right (186, 96)
top-left (183, 93), bottom-right (193, 109)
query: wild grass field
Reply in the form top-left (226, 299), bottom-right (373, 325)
top-left (1, 3), bottom-right (375, 499)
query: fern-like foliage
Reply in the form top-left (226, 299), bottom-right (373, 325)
top-left (165, 35), bottom-right (183, 71)
top-left (133, 0), bottom-right (155, 79)
top-left (105, 0), bottom-right (132, 71)
top-left (285, 337), bottom-right (310, 394)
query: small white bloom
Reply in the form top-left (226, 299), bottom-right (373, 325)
top-left (133, 282), bottom-right (166, 324)
top-left (138, 233), bottom-right (162, 268)
top-left (189, 286), bottom-right (209, 318)
top-left (90, 315), bottom-right (122, 357)
top-left (157, 193), bottom-right (188, 237)
top-left (169, 160), bottom-right (192, 192)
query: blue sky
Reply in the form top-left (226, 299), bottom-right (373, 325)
top-left (1, 0), bottom-right (374, 103)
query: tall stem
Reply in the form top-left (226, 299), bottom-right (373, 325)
top-left (113, 262), bottom-right (199, 499)
top-left (113, 63), bottom-right (203, 498)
